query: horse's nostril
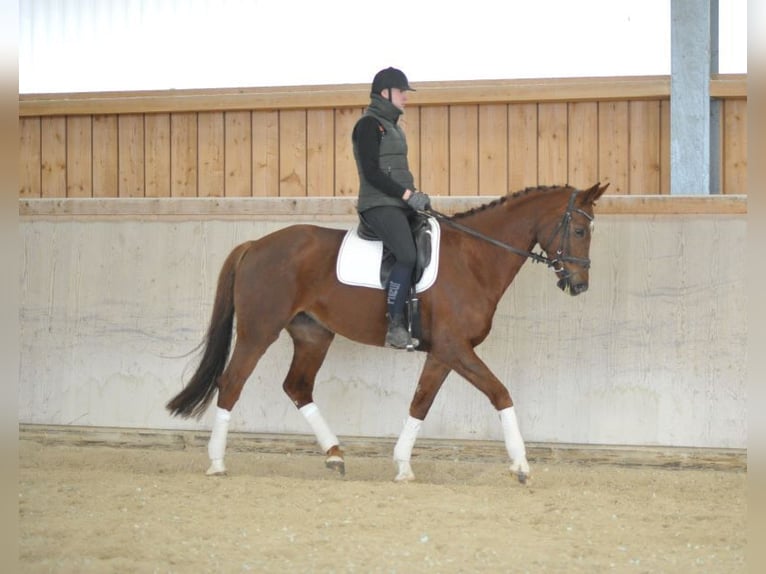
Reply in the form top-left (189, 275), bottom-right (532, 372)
top-left (572, 283), bottom-right (588, 295)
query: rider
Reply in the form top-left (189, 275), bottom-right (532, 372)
top-left (352, 67), bottom-right (431, 349)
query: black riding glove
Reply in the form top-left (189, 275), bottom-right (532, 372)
top-left (407, 191), bottom-right (431, 212)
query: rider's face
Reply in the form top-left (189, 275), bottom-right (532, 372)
top-left (383, 87), bottom-right (409, 111)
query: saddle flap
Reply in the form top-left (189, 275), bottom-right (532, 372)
top-left (337, 217), bottom-right (441, 293)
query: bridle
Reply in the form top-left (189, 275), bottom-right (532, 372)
top-left (425, 189), bottom-right (594, 272)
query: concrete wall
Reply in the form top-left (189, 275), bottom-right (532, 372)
top-left (18, 204), bottom-right (746, 449)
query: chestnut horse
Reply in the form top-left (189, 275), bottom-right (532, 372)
top-left (166, 183), bottom-right (608, 484)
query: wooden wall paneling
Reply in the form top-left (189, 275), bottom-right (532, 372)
top-left (195, 112), bottom-right (224, 197)
top-left (224, 111), bottom-right (252, 197)
top-left (449, 105), bottom-right (479, 196)
top-left (537, 103), bottom-right (568, 186)
top-left (117, 114), bottom-right (145, 197)
top-left (278, 110), bottom-right (307, 197)
top-left (252, 110), bottom-right (279, 197)
top-left (660, 101), bottom-right (671, 195)
top-left (144, 113), bottom-right (170, 198)
top-left (92, 115), bottom-right (118, 197)
top-left (598, 101), bottom-right (629, 194)
top-left (170, 112), bottom-right (198, 197)
top-left (537, 102), bottom-right (568, 185)
top-left (567, 102), bottom-right (599, 189)
top-left (628, 101), bottom-right (661, 194)
top-left (477, 104), bottom-right (508, 197)
top-left (66, 116), bottom-right (92, 197)
top-left (40, 116), bottom-right (67, 198)
top-left (306, 109), bottom-right (334, 197)
top-left (333, 107), bottom-right (360, 197)
top-left (401, 107), bottom-right (421, 194)
top-left (19, 117), bottom-right (41, 198)
top-left (508, 103), bottom-right (538, 191)
top-left (722, 99), bottom-right (747, 195)
top-left (419, 106), bottom-right (450, 195)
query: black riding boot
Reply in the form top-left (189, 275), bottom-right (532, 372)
top-left (385, 263), bottom-right (415, 349)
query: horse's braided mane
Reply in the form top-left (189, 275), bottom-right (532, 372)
top-left (451, 185), bottom-right (568, 220)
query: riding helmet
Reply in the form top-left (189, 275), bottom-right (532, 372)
top-left (371, 67), bottom-right (416, 94)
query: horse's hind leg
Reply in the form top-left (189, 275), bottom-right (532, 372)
top-left (284, 314), bottom-right (344, 475)
top-left (206, 334), bottom-right (278, 476)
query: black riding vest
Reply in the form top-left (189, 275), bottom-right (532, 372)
top-left (353, 94), bottom-right (415, 212)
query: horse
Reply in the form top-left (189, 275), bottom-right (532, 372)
top-left (166, 182), bottom-right (609, 484)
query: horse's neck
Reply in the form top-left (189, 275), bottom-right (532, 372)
top-left (462, 197), bottom-right (538, 252)
top-left (457, 198), bottom-right (539, 290)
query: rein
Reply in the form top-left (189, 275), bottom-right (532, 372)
top-left (424, 189), bottom-right (594, 270)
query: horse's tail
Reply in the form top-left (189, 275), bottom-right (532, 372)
top-left (166, 242), bottom-right (251, 419)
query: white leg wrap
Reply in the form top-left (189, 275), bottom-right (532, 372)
top-left (299, 403), bottom-right (339, 453)
top-left (207, 407), bottom-right (231, 475)
top-left (393, 416), bottom-right (422, 482)
top-left (393, 416), bottom-right (422, 462)
top-left (499, 406), bottom-right (530, 477)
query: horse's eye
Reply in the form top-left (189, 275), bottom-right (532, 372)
top-left (574, 227), bottom-right (586, 238)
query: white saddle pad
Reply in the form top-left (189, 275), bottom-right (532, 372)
top-left (336, 217), bottom-right (440, 293)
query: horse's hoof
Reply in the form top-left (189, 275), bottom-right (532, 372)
top-left (206, 459), bottom-right (227, 476)
top-left (517, 472), bottom-right (528, 485)
top-left (325, 455), bottom-right (345, 476)
top-left (394, 472), bottom-right (415, 483)
top-left (393, 460), bottom-right (415, 482)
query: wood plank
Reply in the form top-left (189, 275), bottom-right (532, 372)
top-left (567, 102), bottom-right (598, 189)
top-left (478, 104), bottom-right (508, 197)
top-left (507, 103), bottom-right (538, 191)
top-left (196, 112), bottom-right (224, 197)
top-left (419, 106), bottom-right (450, 195)
top-left (401, 107), bottom-right (421, 194)
top-left (92, 115), bottom-right (118, 197)
top-left (628, 101), bottom-right (661, 195)
top-left (19, 118), bottom-right (41, 198)
top-left (334, 107), bottom-right (362, 197)
top-left (722, 99), bottom-right (747, 195)
top-left (19, 76), bottom-right (681, 116)
top-left (306, 109), bottom-right (334, 197)
top-left (225, 111), bottom-right (251, 197)
top-left (660, 101), bottom-right (671, 195)
top-left (170, 112), bottom-right (198, 197)
top-left (40, 116), bottom-right (67, 198)
top-left (252, 110), bottom-right (279, 197)
top-left (598, 101), bottom-right (629, 195)
top-left (118, 114), bottom-right (145, 197)
top-left (278, 110), bottom-right (307, 197)
top-left (449, 105), bottom-right (479, 195)
top-left (537, 102), bottom-right (568, 185)
top-left (66, 116), bottom-right (92, 197)
top-left (19, 195), bottom-right (747, 220)
top-left (144, 114), bottom-right (170, 198)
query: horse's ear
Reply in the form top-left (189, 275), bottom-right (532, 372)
top-left (583, 182), bottom-right (609, 204)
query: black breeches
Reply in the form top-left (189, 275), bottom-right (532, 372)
top-left (359, 206), bottom-right (417, 269)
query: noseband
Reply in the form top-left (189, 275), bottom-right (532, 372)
top-left (426, 189), bottom-right (593, 271)
top-left (543, 190), bottom-right (594, 275)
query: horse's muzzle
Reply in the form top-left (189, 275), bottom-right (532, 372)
top-left (557, 277), bottom-right (588, 295)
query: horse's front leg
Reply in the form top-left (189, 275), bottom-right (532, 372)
top-left (451, 347), bottom-right (530, 484)
top-left (393, 355), bottom-right (452, 482)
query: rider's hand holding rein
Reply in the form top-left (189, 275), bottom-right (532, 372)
top-left (405, 189), bottom-right (431, 212)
